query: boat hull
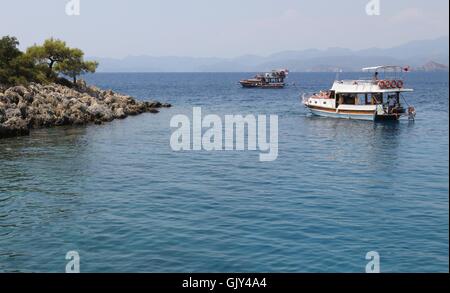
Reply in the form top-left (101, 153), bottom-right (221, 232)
top-left (240, 81), bottom-right (285, 89)
top-left (308, 107), bottom-right (376, 121)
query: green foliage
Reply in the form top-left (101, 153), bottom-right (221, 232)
top-left (55, 57), bottom-right (98, 84)
top-left (26, 38), bottom-right (73, 77)
top-left (1, 36), bottom-right (99, 86)
top-left (0, 36), bottom-right (46, 86)
top-left (0, 36), bottom-right (21, 63)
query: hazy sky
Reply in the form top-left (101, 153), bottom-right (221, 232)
top-left (1, 0), bottom-right (448, 58)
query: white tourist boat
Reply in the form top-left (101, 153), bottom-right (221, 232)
top-left (302, 66), bottom-right (416, 121)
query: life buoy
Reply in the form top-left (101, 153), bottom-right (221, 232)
top-left (378, 80), bottom-right (386, 89)
top-left (397, 80), bottom-right (404, 88)
top-left (384, 80), bottom-right (392, 88)
top-left (390, 80), bottom-right (398, 88)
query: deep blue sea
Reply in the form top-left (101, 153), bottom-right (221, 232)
top-left (0, 72), bottom-right (448, 272)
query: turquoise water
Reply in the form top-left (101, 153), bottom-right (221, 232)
top-left (0, 72), bottom-right (448, 272)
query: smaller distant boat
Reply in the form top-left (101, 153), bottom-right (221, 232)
top-left (302, 65), bottom-right (416, 121)
top-left (240, 69), bottom-right (289, 88)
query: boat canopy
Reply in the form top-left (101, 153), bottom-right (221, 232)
top-left (331, 80), bottom-right (414, 94)
top-left (362, 65), bottom-right (407, 72)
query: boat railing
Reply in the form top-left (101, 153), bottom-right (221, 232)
top-left (336, 79), bottom-right (403, 85)
top-left (300, 92), bottom-right (331, 104)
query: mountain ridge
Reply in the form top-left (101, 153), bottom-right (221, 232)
top-left (91, 36), bottom-right (449, 72)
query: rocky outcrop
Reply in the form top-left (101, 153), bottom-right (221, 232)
top-left (0, 82), bottom-right (171, 139)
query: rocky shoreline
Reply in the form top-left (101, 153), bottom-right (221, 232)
top-left (0, 82), bottom-right (171, 139)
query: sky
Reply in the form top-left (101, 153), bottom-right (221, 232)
top-left (0, 0), bottom-right (448, 58)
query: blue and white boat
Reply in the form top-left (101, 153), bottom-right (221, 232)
top-left (302, 65), bottom-right (416, 121)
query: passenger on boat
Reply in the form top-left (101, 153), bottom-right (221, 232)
top-left (373, 71), bottom-right (379, 82)
top-left (388, 95), bottom-right (398, 113)
top-left (317, 91), bottom-right (331, 99)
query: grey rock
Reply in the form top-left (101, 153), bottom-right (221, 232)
top-left (0, 82), bottom-right (170, 139)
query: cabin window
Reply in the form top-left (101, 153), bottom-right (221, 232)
top-left (371, 93), bottom-right (383, 104)
top-left (355, 94), bottom-right (366, 105)
top-left (342, 94), bottom-right (357, 105)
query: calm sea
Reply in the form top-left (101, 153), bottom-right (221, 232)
top-left (0, 72), bottom-right (448, 272)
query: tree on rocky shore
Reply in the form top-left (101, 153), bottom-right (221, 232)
top-left (54, 49), bottom-right (98, 84)
top-left (1, 36), bottom-right (170, 139)
top-left (0, 36), bottom-right (47, 85)
top-left (1, 36), bottom-right (99, 86)
top-left (26, 38), bottom-right (75, 78)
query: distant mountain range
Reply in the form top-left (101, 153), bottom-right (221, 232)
top-left (416, 61), bottom-right (449, 72)
top-left (92, 36), bottom-right (449, 72)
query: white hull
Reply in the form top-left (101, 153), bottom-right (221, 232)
top-left (308, 108), bottom-right (375, 121)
